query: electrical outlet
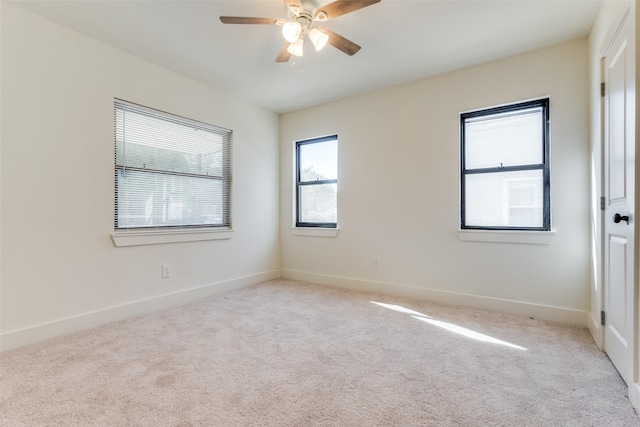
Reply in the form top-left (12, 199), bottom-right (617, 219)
top-left (162, 264), bottom-right (171, 278)
top-left (373, 257), bottom-right (380, 269)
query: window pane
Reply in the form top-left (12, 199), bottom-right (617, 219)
top-left (465, 107), bottom-right (542, 169)
top-left (465, 170), bottom-right (543, 228)
top-left (117, 170), bottom-right (226, 228)
top-left (300, 140), bottom-right (337, 181)
top-left (299, 183), bottom-right (337, 224)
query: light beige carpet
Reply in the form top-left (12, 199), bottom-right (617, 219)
top-left (1, 279), bottom-right (638, 426)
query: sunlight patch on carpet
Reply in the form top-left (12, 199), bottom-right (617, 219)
top-left (412, 316), bottom-right (527, 351)
top-left (370, 300), bottom-right (526, 350)
top-left (370, 301), bottom-right (433, 318)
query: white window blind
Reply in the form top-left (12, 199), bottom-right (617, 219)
top-left (114, 100), bottom-right (231, 230)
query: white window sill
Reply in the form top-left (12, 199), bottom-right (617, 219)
top-left (292, 227), bottom-right (339, 238)
top-left (112, 228), bottom-right (233, 247)
top-left (457, 229), bottom-right (556, 245)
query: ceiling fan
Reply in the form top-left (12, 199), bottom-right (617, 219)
top-left (220, 0), bottom-right (381, 62)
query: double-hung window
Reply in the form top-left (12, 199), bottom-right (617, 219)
top-left (114, 99), bottom-right (231, 231)
top-left (296, 135), bottom-right (338, 228)
top-left (460, 98), bottom-right (550, 231)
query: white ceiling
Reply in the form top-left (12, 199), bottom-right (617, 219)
top-left (10, 0), bottom-right (602, 113)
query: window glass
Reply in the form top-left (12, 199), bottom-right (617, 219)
top-left (300, 184), bottom-right (338, 224)
top-left (465, 108), bottom-right (543, 169)
top-left (464, 170), bottom-right (543, 228)
top-left (299, 140), bottom-right (338, 181)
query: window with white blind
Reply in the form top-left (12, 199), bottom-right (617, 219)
top-left (460, 98), bottom-right (550, 231)
top-left (114, 99), bottom-right (231, 231)
top-left (296, 135), bottom-right (338, 228)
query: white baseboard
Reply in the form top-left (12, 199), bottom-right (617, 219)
top-left (4, 269), bottom-right (590, 352)
top-left (0, 270), bottom-right (280, 352)
top-left (587, 311), bottom-right (604, 349)
top-left (281, 269), bottom-right (588, 326)
top-left (630, 382), bottom-right (640, 413)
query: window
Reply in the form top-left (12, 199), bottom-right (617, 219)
top-left (114, 99), bottom-right (231, 230)
top-left (460, 98), bottom-right (550, 230)
top-left (296, 135), bottom-right (338, 228)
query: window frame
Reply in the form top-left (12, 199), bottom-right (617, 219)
top-left (460, 98), bottom-right (550, 231)
top-left (295, 135), bottom-right (338, 229)
top-left (114, 99), bottom-right (231, 232)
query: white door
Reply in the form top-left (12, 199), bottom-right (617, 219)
top-left (603, 13), bottom-right (635, 386)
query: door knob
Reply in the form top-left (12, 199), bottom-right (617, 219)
top-left (614, 213), bottom-right (630, 224)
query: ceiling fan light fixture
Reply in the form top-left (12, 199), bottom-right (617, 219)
top-left (309, 28), bottom-right (329, 51)
top-left (287, 38), bottom-right (304, 57)
top-left (282, 21), bottom-right (302, 43)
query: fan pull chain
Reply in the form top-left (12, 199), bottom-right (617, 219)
top-left (291, 55), bottom-right (305, 75)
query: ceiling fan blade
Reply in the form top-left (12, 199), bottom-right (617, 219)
top-left (276, 43), bottom-right (292, 62)
top-left (315, 0), bottom-right (380, 20)
top-left (318, 27), bottom-right (361, 56)
top-left (284, 0), bottom-right (303, 15)
top-left (220, 16), bottom-right (279, 25)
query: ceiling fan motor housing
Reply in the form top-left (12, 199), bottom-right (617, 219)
top-left (295, 14), bottom-right (314, 34)
top-left (290, 0), bottom-right (326, 23)
top-left (300, 0), bottom-right (320, 14)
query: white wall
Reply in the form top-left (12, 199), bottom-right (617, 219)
top-left (280, 39), bottom-right (590, 325)
top-left (0, 4), bottom-right (280, 350)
